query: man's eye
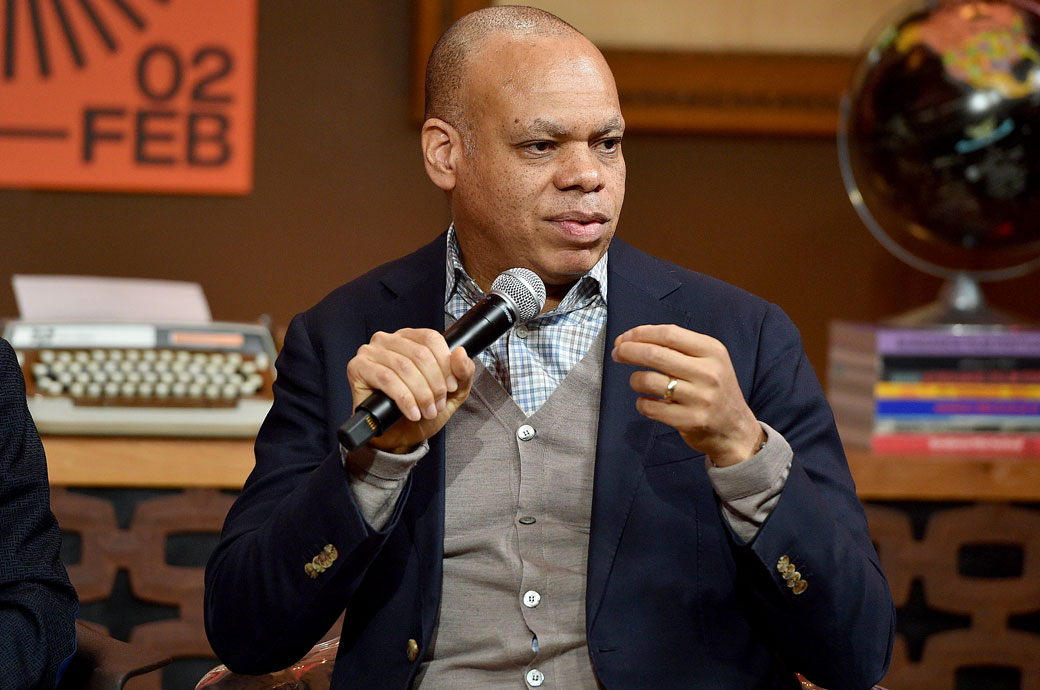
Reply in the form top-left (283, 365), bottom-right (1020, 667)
top-left (527, 141), bottom-right (552, 153)
top-left (599, 138), bottom-right (621, 152)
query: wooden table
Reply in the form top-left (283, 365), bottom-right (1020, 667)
top-left (42, 436), bottom-right (1040, 500)
top-left (44, 436), bottom-right (255, 488)
top-left (846, 447), bottom-right (1040, 501)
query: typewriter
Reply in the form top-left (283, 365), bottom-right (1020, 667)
top-left (5, 320), bottom-right (277, 437)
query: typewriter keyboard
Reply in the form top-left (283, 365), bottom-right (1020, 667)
top-left (28, 348), bottom-right (270, 405)
top-left (7, 321), bottom-right (277, 437)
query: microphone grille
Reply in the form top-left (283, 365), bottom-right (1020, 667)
top-left (491, 268), bottom-right (546, 322)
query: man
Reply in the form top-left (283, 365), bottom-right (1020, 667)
top-left (205, 7), bottom-right (894, 689)
top-left (1, 337), bottom-right (78, 687)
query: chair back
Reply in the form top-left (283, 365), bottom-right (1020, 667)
top-left (799, 675), bottom-right (890, 690)
top-left (196, 643), bottom-right (891, 690)
top-left (57, 621), bottom-right (171, 690)
top-left (195, 638), bottom-right (338, 690)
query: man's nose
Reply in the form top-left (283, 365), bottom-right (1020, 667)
top-left (554, 146), bottom-right (603, 192)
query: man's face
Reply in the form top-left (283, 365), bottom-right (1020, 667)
top-left (449, 34), bottom-right (626, 299)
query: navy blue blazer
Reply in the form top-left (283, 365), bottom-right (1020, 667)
top-left (205, 236), bottom-right (894, 689)
top-left (1, 338), bottom-right (78, 688)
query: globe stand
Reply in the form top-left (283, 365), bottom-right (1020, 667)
top-left (883, 273), bottom-right (1027, 327)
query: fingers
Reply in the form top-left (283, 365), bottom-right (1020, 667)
top-left (613, 339), bottom-right (687, 380)
top-left (614, 323), bottom-right (724, 359)
top-left (634, 392), bottom-right (699, 430)
top-left (612, 327), bottom-right (730, 390)
top-left (449, 346), bottom-right (476, 396)
top-left (347, 328), bottom-right (459, 422)
top-left (627, 370), bottom-right (701, 421)
top-left (628, 369), bottom-right (686, 403)
top-left (613, 324), bottom-right (762, 464)
top-left (347, 330), bottom-right (477, 454)
top-left (626, 370), bottom-right (704, 442)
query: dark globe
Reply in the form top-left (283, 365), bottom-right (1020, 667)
top-left (840, 0), bottom-right (1040, 281)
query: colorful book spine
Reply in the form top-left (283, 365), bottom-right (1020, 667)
top-left (875, 382), bottom-right (1040, 399)
top-left (829, 321), bottom-right (1040, 357)
top-left (875, 399), bottom-right (1040, 416)
top-left (873, 417), bottom-right (1040, 432)
top-left (880, 359), bottom-right (1040, 383)
top-left (873, 330), bottom-right (1040, 357)
top-left (870, 432), bottom-right (1040, 454)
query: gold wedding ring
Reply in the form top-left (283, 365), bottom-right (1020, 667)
top-left (663, 377), bottom-right (679, 401)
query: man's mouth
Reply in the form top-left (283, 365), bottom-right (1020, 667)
top-left (549, 213), bottom-right (610, 237)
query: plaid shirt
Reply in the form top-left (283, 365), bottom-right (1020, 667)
top-left (445, 226), bottom-right (608, 417)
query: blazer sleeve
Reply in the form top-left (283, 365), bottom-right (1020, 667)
top-left (739, 303), bottom-right (895, 689)
top-left (203, 311), bottom-right (409, 674)
top-left (0, 339), bottom-right (78, 689)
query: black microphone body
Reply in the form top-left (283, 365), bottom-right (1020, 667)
top-left (337, 293), bottom-right (521, 451)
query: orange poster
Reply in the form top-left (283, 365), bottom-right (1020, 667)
top-left (0, 0), bottom-right (255, 195)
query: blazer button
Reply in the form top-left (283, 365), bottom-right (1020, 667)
top-left (406, 638), bottom-right (420, 662)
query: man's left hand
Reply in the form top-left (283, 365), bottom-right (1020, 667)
top-left (611, 324), bottom-right (766, 467)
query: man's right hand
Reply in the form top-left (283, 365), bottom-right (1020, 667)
top-left (345, 328), bottom-right (476, 454)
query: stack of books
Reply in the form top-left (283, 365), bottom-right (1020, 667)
top-left (827, 321), bottom-right (1040, 454)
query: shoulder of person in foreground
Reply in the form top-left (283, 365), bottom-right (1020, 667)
top-left (0, 338), bottom-right (78, 688)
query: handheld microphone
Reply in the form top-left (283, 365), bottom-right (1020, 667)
top-left (337, 267), bottom-right (546, 451)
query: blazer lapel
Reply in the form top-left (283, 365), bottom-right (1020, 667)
top-left (364, 235), bottom-right (447, 337)
top-left (586, 239), bottom-right (689, 628)
top-left (360, 235), bottom-right (448, 518)
top-left (362, 232), bottom-right (448, 500)
top-left (362, 235), bottom-right (449, 646)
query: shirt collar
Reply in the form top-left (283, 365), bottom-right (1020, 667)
top-left (444, 224), bottom-right (609, 312)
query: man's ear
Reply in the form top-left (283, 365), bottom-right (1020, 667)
top-left (421, 118), bottom-right (462, 192)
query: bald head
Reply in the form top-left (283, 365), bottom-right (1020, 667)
top-left (418, 5), bottom-right (624, 302)
top-left (424, 6), bottom-right (586, 145)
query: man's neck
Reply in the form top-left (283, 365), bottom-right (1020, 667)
top-left (541, 286), bottom-right (572, 313)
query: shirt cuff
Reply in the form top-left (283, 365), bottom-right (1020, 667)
top-left (705, 422), bottom-right (792, 543)
top-left (341, 441), bottom-right (429, 530)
